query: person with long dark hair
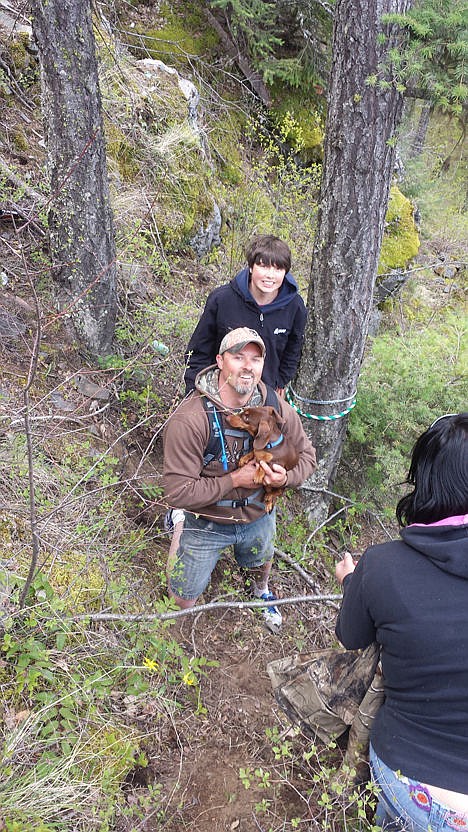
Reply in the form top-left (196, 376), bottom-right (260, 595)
top-left (335, 413), bottom-right (468, 831)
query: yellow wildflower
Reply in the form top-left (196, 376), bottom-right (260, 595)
top-left (182, 672), bottom-right (196, 686)
top-left (143, 657), bottom-right (159, 671)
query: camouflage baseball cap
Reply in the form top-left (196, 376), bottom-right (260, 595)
top-left (218, 327), bottom-right (266, 356)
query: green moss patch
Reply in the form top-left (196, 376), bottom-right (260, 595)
top-left (379, 185), bottom-right (420, 274)
top-left (126, 3), bottom-right (218, 68)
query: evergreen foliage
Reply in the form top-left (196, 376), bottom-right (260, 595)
top-left (211, 0), bottom-right (283, 58)
top-left (208, 0), bottom-right (333, 89)
top-left (383, 0), bottom-right (468, 115)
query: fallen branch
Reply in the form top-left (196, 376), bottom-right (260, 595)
top-left (275, 548), bottom-right (340, 611)
top-left (0, 157), bottom-right (46, 206)
top-left (203, 7), bottom-right (271, 107)
top-left (53, 594), bottom-right (343, 623)
top-left (275, 547), bottom-right (320, 592)
top-left (8, 402), bottom-right (110, 428)
top-left (0, 157), bottom-right (47, 237)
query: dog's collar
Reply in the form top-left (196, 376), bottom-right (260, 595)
top-left (266, 434), bottom-right (284, 449)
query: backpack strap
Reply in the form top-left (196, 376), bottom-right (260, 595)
top-left (215, 488), bottom-right (265, 510)
top-left (202, 398), bottom-right (251, 466)
top-left (200, 388), bottom-right (279, 511)
top-left (202, 386), bottom-right (280, 466)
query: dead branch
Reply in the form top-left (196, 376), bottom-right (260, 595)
top-left (203, 6), bottom-right (271, 107)
top-left (274, 547), bottom-right (340, 611)
top-left (275, 547), bottom-right (321, 592)
top-left (8, 403), bottom-right (111, 428)
top-left (19, 275), bottom-right (42, 608)
top-left (60, 594), bottom-right (343, 623)
top-left (0, 157), bottom-right (46, 206)
top-left (4, 592), bottom-right (345, 627)
top-left (0, 157), bottom-right (47, 237)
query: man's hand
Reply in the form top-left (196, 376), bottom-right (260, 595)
top-left (230, 459), bottom-right (261, 489)
top-left (335, 552), bottom-right (356, 585)
top-left (259, 460), bottom-right (288, 487)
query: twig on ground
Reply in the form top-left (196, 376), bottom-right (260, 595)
top-left (274, 547), bottom-right (340, 611)
top-left (8, 403), bottom-right (111, 427)
top-left (19, 272), bottom-right (42, 608)
top-left (57, 594), bottom-right (343, 623)
top-left (275, 547), bottom-right (321, 592)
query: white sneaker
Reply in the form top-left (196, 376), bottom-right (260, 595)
top-left (258, 591), bottom-right (282, 634)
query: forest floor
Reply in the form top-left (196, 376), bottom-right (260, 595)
top-left (116, 517), bottom-right (386, 832)
top-left (2, 261), bottom-right (389, 832)
top-left (1, 3), bottom-right (465, 829)
top-left (1, 250), bottom-right (391, 831)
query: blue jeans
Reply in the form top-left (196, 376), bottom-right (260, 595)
top-left (169, 509), bottom-right (276, 600)
top-left (369, 745), bottom-right (468, 831)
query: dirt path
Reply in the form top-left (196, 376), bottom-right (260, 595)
top-left (127, 553), bottom-right (344, 832)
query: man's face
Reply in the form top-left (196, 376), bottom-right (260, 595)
top-left (217, 343), bottom-right (264, 396)
top-left (250, 261), bottom-right (286, 301)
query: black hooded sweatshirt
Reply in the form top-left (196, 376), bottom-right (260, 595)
top-left (184, 267), bottom-right (307, 393)
top-left (336, 519), bottom-right (468, 793)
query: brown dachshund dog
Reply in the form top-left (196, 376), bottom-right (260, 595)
top-left (226, 406), bottom-right (299, 513)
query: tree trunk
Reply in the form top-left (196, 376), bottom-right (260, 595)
top-left (409, 101), bottom-right (433, 158)
top-left (31, 0), bottom-right (117, 357)
top-left (293, 0), bottom-right (411, 524)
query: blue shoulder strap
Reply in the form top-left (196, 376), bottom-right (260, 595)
top-left (202, 386), bottom-right (279, 467)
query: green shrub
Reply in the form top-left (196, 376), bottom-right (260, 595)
top-left (345, 311), bottom-right (466, 506)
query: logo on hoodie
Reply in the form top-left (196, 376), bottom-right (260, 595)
top-left (274, 328), bottom-right (287, 335)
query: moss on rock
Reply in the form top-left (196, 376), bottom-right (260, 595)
top-left (101, 49), bottom-right (217, 253)
top-left (125, 3), bottom-right (218, 69)
top-left (379, 185), bottom-right (420, 274)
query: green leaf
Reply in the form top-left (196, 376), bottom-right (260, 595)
top-left (55, 632), bottom-right (67, 651)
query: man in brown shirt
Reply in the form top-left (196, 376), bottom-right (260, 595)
top-left (163, 327), bottom-right (316, 632)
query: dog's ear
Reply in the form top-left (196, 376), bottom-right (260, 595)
top-left (272, 408), bottom-right (286, 429)
top-left (253, 419), bottom-right (272, 449)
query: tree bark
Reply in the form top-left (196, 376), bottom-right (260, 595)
top-left (409, 101), bottom-right (433, 158)
top-left (293, 0), bottom-right (411, 524)
top-left (31, 0), bottom-right (117, 356)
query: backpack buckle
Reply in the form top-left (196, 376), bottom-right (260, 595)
top-left (232, 498), bottom-right (248, 508)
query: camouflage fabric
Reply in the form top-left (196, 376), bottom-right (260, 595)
top-left (199, 367), bottom-right (263, 407)
top-left (267, 643), bottom-right (381, 744)
top-left (342, 666), bottom-right (385, 769)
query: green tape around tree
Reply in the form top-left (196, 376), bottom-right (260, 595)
top-left (285, 388), bottom-right (356, 420)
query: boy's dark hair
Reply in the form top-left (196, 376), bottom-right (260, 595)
top-left (396, 412), bottom-right (468, 526)
top-left (246, 235), bottom-right (291, 273)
